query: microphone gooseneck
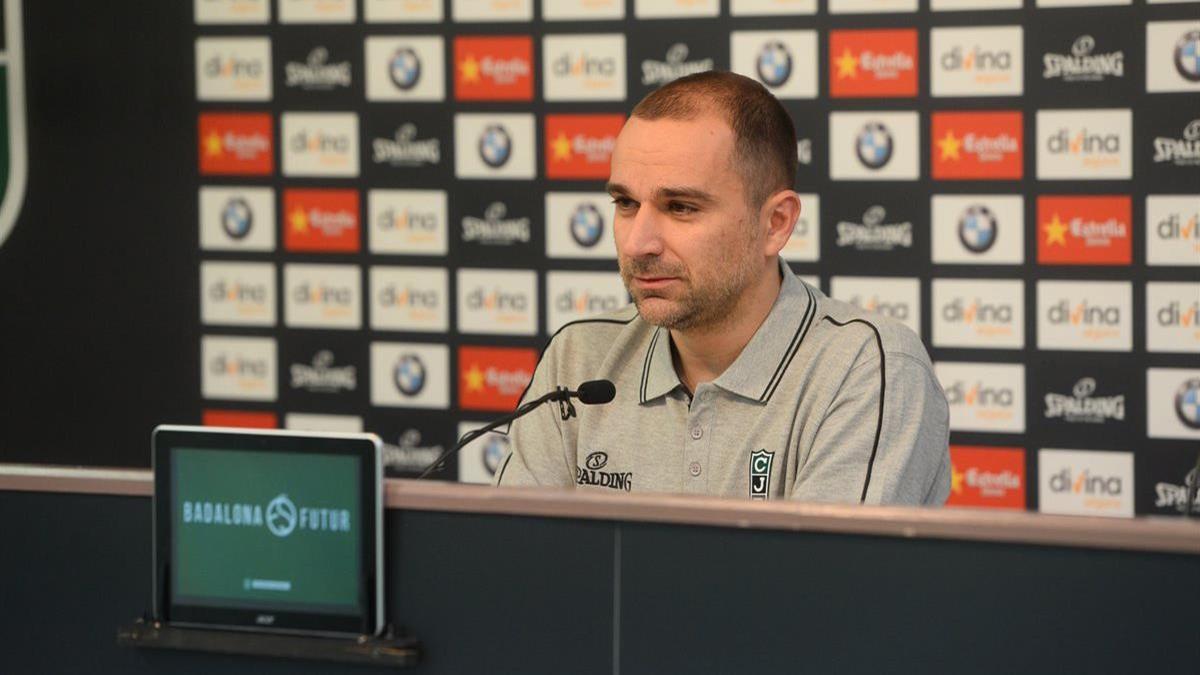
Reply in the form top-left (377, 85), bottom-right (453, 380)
top-left (416, 380), bottom-right (616, 479)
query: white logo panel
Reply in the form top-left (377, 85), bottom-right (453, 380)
top-left (1036, 109), bottom-right (1132, 180)
top-left (829, 276), bottom-right (921, 337)
top-left (543, 0), bottom-right (623, 20)
top-left (284, 413), bottom-right (364, 433)
top-left (279, 0), bottom-right (355, 22)
top-left (780, 193), bottom-right (820, 262)
top-left (457, 422), bottom-right (511, 484)
top-left (545, 192), bottom-right (617, 260)
top-left (930, 26), bottom-right (1023, 98)
top-left (195, 37), bottom-right (272, 101)
top-left (1147, 21), bottom-right (1200, 94)
top-left (364, 0), bottom-right (443, 22)
top-left (730, 31), bottom-right (818, 100)
top-left (370, 342), bottom-right (450, 409)
top-left (1148, 368), bottom-right (1200, 439)
top-left (202, 335), bottom-right (277, 402)
top-left (369, 266), bottom-right (449, 333)
top-left (731, 0), bottom-right (816, 15)
top-left (1036, 0), bottom-right (1129, 5)
top-left (457, 268), bottom-right (538, 336)
top-left (634, 0), bottom-right (719, 18)
top-left (368, 189), bottom-right (448, 256)
top-left (451, 0), bottom-right (532, 21)
top-left (545, 271), bottom-right (628, 334)
top-left (542, 34), bottom-right (626, 102)
top-left (201, 261), bottom-right (276, 327)
top-left (284, 264), bottom-right (362, 330)
top-left (454, 113), bottom-right (536, 179)
top-left (829, 111), bottom-right (920, 181)
top-left (1146, 282), bottom-right (1200, 353)
top-left (828, 0), bottom-right (917, 12)
top-left (935, 361), bottom-right (1026, 433)
top-left (195, 0), bottom-right (270, 24)
top-left (932, 279), bottom-right (1025, 349)
top-left (199, 186), bottom-right (275, 251)
top-left (931, 195), bottom-right (1023, 265)
top-left (281, 112), bottom-right (359, 177)
top-left (1146, 195), bottom-right (1200, 266)
top-left (364, 36), bottom-right (445, 102)
top-left (1038, 449), bottom-right (1134, 519)
top-left (931, 0), bottom-right (1020, 9)
top-left (1037, 281), bottom-right (1132, 352)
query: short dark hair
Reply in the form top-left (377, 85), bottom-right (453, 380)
top-left (630, 70), bottom-right (798, 209)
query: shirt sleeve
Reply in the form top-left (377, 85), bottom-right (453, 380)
top-left (492, 340), bottom-right (575, 489)
top-left (791, 351), bottom-right (950, 506)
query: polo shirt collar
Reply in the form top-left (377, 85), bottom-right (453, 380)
top-left (638, 260), bottom-right (819, 405)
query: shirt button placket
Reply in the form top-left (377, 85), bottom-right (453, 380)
top-left (687, 391), bottom-right (708, 492)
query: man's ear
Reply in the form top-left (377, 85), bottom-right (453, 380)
top-left (761, 190), bottom-right (802, 257)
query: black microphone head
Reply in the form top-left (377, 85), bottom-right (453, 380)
top-left (576, 379), bottom-right (616, 405)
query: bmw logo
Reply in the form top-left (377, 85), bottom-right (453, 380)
top-left (570, 203), bottom-right (604, 248)
top-left (393, 354), bottom-right (426, 397)
top-left (957, 205), bottom-right (997, 254)
top-left (482, 435), bottom-right (510, 475)
top-left (1176, 378), bottom-right (1200, 430)
top-left (855, 122), bottom-right (894, 170)
top-left (1175, 30), bottom-right (1200, 82)
top-left (389, 47), bottom-right (422, 90)
top-left (756, 41), bottom-right (793, 88)
top-left (478, 124), bottom-right (512, 169)
top-left (221, 197), bottom-right (253, 240)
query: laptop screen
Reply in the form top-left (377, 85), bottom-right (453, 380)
top-left (171, 446), bottom-right (362, 616)
top-left (153, 426), bottom-right (382, 637)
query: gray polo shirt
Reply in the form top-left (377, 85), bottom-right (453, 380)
top-left (494, 261), bottom-right (951, 505)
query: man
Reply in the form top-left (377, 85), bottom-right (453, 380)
top-left (494, 71), bottom-right (950, 504)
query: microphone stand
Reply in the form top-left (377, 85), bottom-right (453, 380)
top-left (416, 389), bottom-right (566, 479)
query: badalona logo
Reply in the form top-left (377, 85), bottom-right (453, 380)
top-left (181, 492), bottom-right (352, 537)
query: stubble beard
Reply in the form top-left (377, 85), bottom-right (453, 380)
top-left (619, 238), bottom-right (759, 332)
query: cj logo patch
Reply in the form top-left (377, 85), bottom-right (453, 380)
top-left (750, 449), bottom-right (774, 500)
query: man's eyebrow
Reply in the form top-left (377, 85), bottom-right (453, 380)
top-left (605, 182), bottom-right (631, 196)
top-left (655, 186), bottom-right (716, 204)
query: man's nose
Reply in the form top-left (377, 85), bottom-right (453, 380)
top-left (622, 204), bottom-right (664, 258)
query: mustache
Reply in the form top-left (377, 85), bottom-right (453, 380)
top-left (620, 256), bottom-right (687, 279)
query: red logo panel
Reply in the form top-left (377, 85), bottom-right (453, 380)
top-left (1037, 195), bottom-right (1132, 265)
top-left (829, 29), bottom-right (918, 98)
top-left (202, 409), bottom-right (278, 429)
top-left (283, 189), bottom-right (361, 253)
top-left (931, 111), bottom-right (1023, 180)
top-left (459, 346), bottom-right (537, 412)
top-left (947, 446), bottom-right (1026, 510)
top-left (198, 112), bottom-right (273, 175)
top-left (545, 114), bottom-right (624, 180)
top-left (454, 36), bottom-right (534, 101)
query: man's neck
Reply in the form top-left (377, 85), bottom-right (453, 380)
top-left (670, 262), bottom-right (783, 393)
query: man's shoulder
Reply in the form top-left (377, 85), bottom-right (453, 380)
top-left (542, 304), bottom-right (650, 371)
top-left (810, 292), bottom-right (932, 369)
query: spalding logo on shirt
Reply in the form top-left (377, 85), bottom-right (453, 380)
top-left (576, 451), bottom-right (633, 491)
top-left (750, 449), bottom-right (774, 500)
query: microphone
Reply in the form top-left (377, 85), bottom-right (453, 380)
top-left (415, 380), bottom-right (616, 479)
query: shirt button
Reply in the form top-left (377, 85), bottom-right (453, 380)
top-left (690, 427), bottom-right (703, 440)
top-left (689, 461), bottom-right (702, 477)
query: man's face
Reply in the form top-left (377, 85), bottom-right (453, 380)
top-left (607, 113), bottom-right (765, 331)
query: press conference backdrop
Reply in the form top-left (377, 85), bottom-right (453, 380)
top-left (0, 0), bottom-right (1198, 518)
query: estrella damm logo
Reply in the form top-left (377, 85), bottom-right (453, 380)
top-left (0, 0), bottom-right (28, 252)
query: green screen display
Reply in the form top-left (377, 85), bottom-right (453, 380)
top-left (171, 447), bottom-right (362, 614)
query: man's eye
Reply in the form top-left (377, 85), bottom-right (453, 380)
top-left (611, 197), bottom-right (636, 210)
top-left (668, 202), bottom-right (697, 215)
